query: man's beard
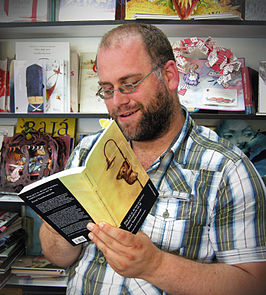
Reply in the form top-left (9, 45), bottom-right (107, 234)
top-left (113, 82), bottom-right (175, 141)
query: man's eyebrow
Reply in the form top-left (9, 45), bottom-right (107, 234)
top-left (98, 73), bottom-right (142, 86)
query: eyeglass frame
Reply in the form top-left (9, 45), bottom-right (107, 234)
top-left (96, 69), bottom-right (157, 100)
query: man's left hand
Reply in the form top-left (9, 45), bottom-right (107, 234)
top-left (87, 222), bottom-right (162, 279)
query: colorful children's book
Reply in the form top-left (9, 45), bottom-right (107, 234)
top-left (177, 58), bottom-right (245, 112)
top-left (16, 117), bottom-right (76, 155)
top-left (0, 130), bottom-right (70, 193)
top-left (15, 41), bottom-right (71, 113)
top-left (45, 60), bottom-right (65, 113)
top-left (19, 120), bottom-right (159, 245)
top-left (13, 60), bottom-right (46, 113)
top-left (190, 0), bottom-right (243, 20)
top-left (125, 0), bottom-right (179, 20)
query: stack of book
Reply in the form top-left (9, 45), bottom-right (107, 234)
top-left (10, 255), bottom-right (67, 280)
top-left (0, 211), bottom-right (25, 289)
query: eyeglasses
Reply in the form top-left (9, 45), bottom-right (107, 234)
top-left (96, 69), bottom-right (155, 100)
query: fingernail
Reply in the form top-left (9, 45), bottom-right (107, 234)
top-left (87, 223), bottom-right (94, 231)
top-left (88, 232), bottom-right (94, 240)
top-left (99, 222), bottom-right (105, 229)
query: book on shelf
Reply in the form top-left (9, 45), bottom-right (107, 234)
top-left (5, 58), bottom-right (11, 113)
top-left (0, 212), bottom-right (19, 233)
top-left (257, 61), bottom-right (266, 115)
top-left (45, 59), bottom-right (66, 113)
top-left (0, 242), bottom-right (24, 274)
top-left (241, 66), bottom-right (258, 115)
top-left (13, 60), bottom-right (46, 113)
top-left (245, 0), bottom-right (266, 21)
top-left (11, 255), bottom-right (67, 277)
top-left (0, 217), bottom-right (23, 241)
top-left (57, 0), bottom-right (116, 21)
top-left (125, 0), bottom-right (180, 20)
top-left (79, 52), bottom-right (108, 114)
top-left (115, 0), bottom-right (126, 20)
top-left (190, 0), bottom-right (244, 20)
top-left (0, 0), bottom-right (53, 22)
top-left (18, 120), bottom-right (159, 246)
top-left (0, 229), bottom-right (25, 253)
top-left (7, 59), bottom-right (14, 113)
top-left (177, 58), bottom-right (245, 112)
top-left (15, 41), bottom-right (71, 113)
top-left (0, 239), bottom-right (24, 260)
top-left (0, 269), bottom-right (11, 290)
top-left (0, 59), bottom-right (7, 112)
top-left (16, 117), bottom-right (76, 155)
top-left (70, 51), bottom-right (80, 113)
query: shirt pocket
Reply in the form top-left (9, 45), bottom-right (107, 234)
top-left (141, 192), bottom-right (192, 253)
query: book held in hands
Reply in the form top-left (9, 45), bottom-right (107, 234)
top-left (19, 120), bottom-right (159, 246)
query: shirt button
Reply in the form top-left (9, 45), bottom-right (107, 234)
top-left (98, 256), bottom-right (105, 264)
top-left (163, 210), bottom-right (169, 219)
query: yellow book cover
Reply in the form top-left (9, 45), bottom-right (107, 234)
top-left (190, 0), bottom-right (243, 20)
top-left (18, 120), bottom-right (158, 246)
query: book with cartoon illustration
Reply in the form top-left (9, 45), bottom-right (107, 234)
top-left (18, 120), bottom-right (159, 246)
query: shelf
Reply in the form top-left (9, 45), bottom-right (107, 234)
top-left (0, 112), bottom-right (265, 120)
top-left (0, 20), bottom-right (266, 39)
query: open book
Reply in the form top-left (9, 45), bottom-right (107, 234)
top-left (18, 120), bottom-right (158, 246)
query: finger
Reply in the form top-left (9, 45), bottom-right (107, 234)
top-left (88, 222), bottom-right (136, 248)
top-left (87, 224), bottom-right (136, 268)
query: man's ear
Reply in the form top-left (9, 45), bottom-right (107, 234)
top-left (163, 60), bottom-right (179, 91)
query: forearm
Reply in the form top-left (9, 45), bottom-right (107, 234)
top-left (39, 221), bottom-right (82, 267)
top-left (143, 251), bottom-right (264, 295)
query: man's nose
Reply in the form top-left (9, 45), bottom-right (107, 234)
top-left (112, 89), bottom-right (130, 106)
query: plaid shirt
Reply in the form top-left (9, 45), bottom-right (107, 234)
top-left (66, 109), bottom-right (265, 295)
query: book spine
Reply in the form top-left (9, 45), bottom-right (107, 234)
top-left (241, 66), bottom-right (254, 114)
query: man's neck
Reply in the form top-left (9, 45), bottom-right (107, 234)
top-left (131, 111), bottom-right (185, 170)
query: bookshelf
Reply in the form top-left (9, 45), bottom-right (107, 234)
top-left (0, 19), bottom-right (266, 293)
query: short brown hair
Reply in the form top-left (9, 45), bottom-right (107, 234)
top-left (98, 23), bottom-right (175, 69)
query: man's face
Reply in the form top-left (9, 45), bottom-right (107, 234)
top-left (97, 37), bottom-right (174, 141)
